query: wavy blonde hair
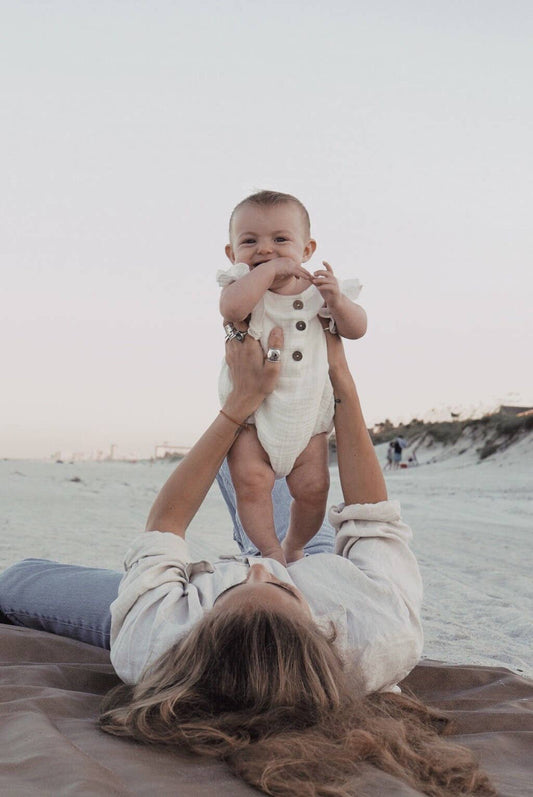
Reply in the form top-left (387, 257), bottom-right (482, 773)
top-left (100, 608), bottom-right (495, 797)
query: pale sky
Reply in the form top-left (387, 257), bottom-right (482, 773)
top-left (2, 1), bottom-right (532, 459)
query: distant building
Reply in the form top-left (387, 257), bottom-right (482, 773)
top-left (499, 405), bottom-right (533, 417)
top-left (154, 444), bottom-right (191, 459)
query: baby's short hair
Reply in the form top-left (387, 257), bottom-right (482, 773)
top-left (229, 190), bottom-right (311, 239)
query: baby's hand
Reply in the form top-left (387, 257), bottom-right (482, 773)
top-left (266, 257), bottom-right (313, 283)
top-left (313, 261), bottom-right (341, 307)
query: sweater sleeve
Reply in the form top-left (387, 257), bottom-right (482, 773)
top-left (329, 500), bottom-right (424, 692)
top-left (110, 531), bottom-right (214, 684)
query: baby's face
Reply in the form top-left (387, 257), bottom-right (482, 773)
top-left (226, 202), bottom-right (315, 269)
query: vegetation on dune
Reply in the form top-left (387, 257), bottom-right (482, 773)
top-left (329, 409), bottom-right (533, 461)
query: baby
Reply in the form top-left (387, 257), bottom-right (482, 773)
top-left (217, 190), bottom-right (367, 565)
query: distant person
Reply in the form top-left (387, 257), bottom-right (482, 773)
top-left (392, 435), bottom-right (408, 469)
top-left (217, 190), bottom-right (367, 565)
top-left (385, 440), bottom-right (395, 470)
top-left (393, 438), bottom-right (403, 468)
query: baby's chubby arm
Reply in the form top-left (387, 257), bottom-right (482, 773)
top-left (220, 258), bottom-right (312, 322)
top-left (313, 261), bottom-right (367, 339)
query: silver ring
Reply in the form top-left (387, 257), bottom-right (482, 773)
top-left (225, 326), bottom-right (248, 343)
top-left (266, 348), bottom-right (281, 362)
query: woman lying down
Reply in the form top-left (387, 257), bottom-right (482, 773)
top-left (0, 327), bottom-right (495, 796)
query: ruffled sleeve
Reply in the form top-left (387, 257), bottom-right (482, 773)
top-left (216, 262), bottom-right (250, 288)
top-left (318, 278), bottom-right (363, 333)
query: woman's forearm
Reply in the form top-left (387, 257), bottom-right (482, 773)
top-left (328, 341), bottom-right (387, 506)
top-left (145, 329), bottom-right (283, 538)
top-left (145, 404), bottom-right (249, 537)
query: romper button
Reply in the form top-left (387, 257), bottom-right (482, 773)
top-left (295, 320), bottom-right (306, 331)
top-left (292, 350), bottom-right (303, 361)
top-left (293, 299), bottom-right (304, 310)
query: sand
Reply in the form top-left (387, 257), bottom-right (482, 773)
top-left (1, 434), bottom-right (532, 678)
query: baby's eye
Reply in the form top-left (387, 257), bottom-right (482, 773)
top-left (275, 237), bottom-right (288, 243)
top-left (241, 238), bottom-right (256, 245)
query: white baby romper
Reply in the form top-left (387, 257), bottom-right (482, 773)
top-left (217, 262), bottom-right (361, 478)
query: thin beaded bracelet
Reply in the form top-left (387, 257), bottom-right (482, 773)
top-left (219, 409), bottom-right (249, 431)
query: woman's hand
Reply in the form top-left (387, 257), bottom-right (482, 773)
top-left (318, 317), bottom-right (351, 389)
top-left (224, 327), bottom-right (284, 422)
top-left (322, 324), bottom-right (349, 377)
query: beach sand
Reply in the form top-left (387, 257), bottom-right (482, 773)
top-left (1, 434), bottom-right (532, 678)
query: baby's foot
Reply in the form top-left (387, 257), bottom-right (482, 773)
top-left (261, 543), bottom-right (287, 567)
top-left (281, 539), bottom-right (305, 564)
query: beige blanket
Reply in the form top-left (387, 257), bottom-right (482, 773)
top-left (1, 623), bottom-right (531, 796)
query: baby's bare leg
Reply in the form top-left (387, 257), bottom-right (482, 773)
top-left (227, 427), bottom-right (284, 564)
top-left (283, 433), bottom-right (330, 563)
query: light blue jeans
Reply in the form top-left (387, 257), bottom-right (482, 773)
top-left (0, 460), bottom-right (334, 649)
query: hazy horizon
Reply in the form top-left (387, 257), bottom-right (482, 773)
top-left (5, 396), bottom-right (529, 462)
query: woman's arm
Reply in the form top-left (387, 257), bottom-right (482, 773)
top-left (145, 328), bottom-right (283, 537)
top-left (325, 331), bottom-right (387, 505)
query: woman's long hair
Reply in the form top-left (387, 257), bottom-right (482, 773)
top-left (100, 608), bottom-right (495, 797)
